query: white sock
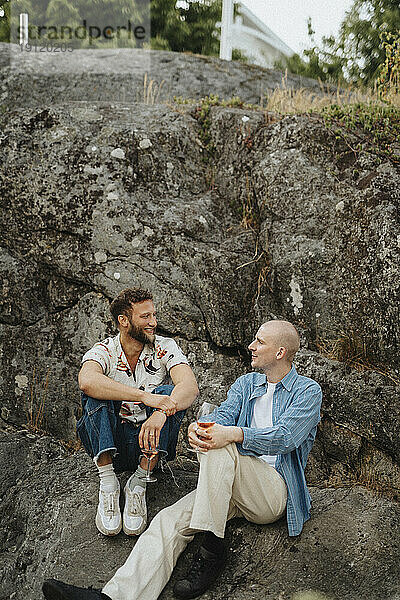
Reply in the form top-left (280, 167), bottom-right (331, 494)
top-left (97, 463), bottom-right (118, 492)
top-left (127, 466), bottom-right (147, 491)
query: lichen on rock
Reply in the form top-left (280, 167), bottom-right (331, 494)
top-left (0, 44), bottom-right (399, 600)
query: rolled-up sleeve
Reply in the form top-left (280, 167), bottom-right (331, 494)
top-left (163, 339), bottom-right (189, 372)
top-left (81, 341), bottom-right (112, 376)
top-left (239, 383), bottom-right (322, 455)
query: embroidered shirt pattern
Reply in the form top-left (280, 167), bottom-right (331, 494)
top-left (82, 334), bottom-right (189, 424)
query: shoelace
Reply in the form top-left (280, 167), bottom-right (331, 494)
top-left (102, 489), bottom-right (118, 517)
top-left (128, 490), bottom-right (146, 516)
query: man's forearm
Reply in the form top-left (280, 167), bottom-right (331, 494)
top-left (228, 426), bottom-right (244, 443)
top-left (170, 381), bottom-right (199, 410)
top-left (79, 371), bottom-right (149, 403)
top-left (215, 425), bottom-right (243, 444)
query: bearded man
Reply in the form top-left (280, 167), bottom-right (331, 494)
top-left (76, 288), bottom-right (199, 537)
top-left (43, 319), bottom-right (322, 600)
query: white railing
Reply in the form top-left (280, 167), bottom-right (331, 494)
top-left (19, 13), bottom-right (29, 46)
top-left (220, 0), bottom-right (233, 61)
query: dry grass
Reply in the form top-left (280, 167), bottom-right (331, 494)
top-left (141, 73), bottom-right (167, 105)
top-left (316, 331), bottom-right (400, 386)
top-left (233, 175), bottom-right (273, 301)
top-left (240, 173), bottom-right (258, 230)
top-left (25, 368), bottom-right (49, 433)
top-left (59, 438), bottom-right (82, 454)
top-left (24, 368), bottom-right (82, 453)
top-left (316, 330), bottom-right (367, 365)
top-left (322, 469), bottom-right (399, 501)
top-left (262, 71), bottom-right (399, 115)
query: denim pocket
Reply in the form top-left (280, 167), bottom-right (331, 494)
top-left (87, 400), bottom-right (110, 416)
top-left (81, 395), bottom-right (115, 417)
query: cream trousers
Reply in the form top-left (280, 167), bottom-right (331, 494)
top-left (102, 443), bottom-right (287, 600)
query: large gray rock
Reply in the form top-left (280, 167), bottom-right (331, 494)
top-left (209, 109), bottom-right (400, 369)
top-left (1, 44), bottom-right (399, 600)
top-left (0, 429), bottom-right (399, 600)
top-left (0, 101), bottom-right (256, 440)
top-left (1, 98), bottom-right (399, 493)
top-left (0, 43), bottom-right (324, 110)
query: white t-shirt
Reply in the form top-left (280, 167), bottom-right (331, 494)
top-left (250, 382), bottom-right (277, 468)
top-left (81, 333), bottom-right (189, 424)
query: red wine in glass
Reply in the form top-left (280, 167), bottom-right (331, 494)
top-left (196, 419), bottom-right (215, 454)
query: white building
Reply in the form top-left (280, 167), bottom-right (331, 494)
top-left (231, 3), bottom-right (294, 68)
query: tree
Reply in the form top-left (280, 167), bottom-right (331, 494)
top-left (0, 0), bottom-right (11, 42)
top-left (150, 0), bottom-right (190, 51)
top-left (338, 0), bottom-right (400, 83)
top-left (150, 0), bottom-right (224, 56)
top-left (1, 0), bottom-right (243, 58)
top-left (2, 0), bottom-right (151, 47)
top-left (177, 0), bottom-right (222, 56)
top-left (44, 0), bottom-right (80, 42)
top-left (277, 0), bottom-right (400, 86)
top-left (275, 18), bottom-right (347, 83)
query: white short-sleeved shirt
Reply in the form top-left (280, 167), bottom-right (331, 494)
top-left (81, 334), bottom-right (189, 424)
top-left (250, 382), bottom-right (277, 468)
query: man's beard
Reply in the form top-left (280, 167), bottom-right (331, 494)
top-left (127, 319), bottom-right (155, 345)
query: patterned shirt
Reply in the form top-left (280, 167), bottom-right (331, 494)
top-left (81, 334), bottom-right (189, 424)
top-left (199, 365), bottom-right (322, 536)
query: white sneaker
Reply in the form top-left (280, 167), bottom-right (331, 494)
top-left (95, 482), bottom-right (122, 536)
top-left (123, 484), bottom-right (147, 536)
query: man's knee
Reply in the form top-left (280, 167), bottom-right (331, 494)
top-left (198, 443), bottom-right (237, 468)
top-left (76, 394), bottom-right (121, 456)
top-left (80, 393), bottom-right (117, 415)
top-left (202, 443), bottom-right (237, 459)
top-left (152, 491), bottom-right (196, 528)
top-left (78, 395), bottom-right (122, 433)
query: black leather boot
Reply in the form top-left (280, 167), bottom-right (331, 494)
top-left (173, 545), bottom-right (227, 599)
top-left (42, 579), bottom-right (111, 600)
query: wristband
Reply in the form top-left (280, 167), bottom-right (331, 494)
top-left (155, 408), bottom-right (167, 415)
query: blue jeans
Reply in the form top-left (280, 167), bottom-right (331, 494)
top-left (76, 385), bottom-right (185, 473)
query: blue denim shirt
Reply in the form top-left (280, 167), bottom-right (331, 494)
top-left (201, 365), bottom-right (322, 536)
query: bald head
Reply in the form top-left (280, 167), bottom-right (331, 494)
top-left (259, 320), bottom-right (300, 363)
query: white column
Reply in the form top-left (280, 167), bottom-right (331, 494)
top-left (220, 0), bottom-right (233, 61)
top-left (19, 13), bottom-right (29, 46)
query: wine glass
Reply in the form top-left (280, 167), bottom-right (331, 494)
top-left (189, 401), bottom-right (218, 455)
top-left (139, 447), bottom-right (167, 483)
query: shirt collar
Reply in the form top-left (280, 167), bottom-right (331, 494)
top-left (249, 373), bottom-right (268, 400)
top-left (278, 364), bottom-right (298, 391)
top-left (250, 365), bottom-right (298, 394)
top-left (116, 333), bottom-right (124, 357)
top-left (138, 338), bottom-right (157, 362)
top-left (116, 333), bottom-right (154, 363)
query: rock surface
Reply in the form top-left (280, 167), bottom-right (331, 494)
top-left (0, 43), bottom-right (324, 110)
top-left (0, 97), bottom-right (399, 491)
top-left (0, 45), bottom-right (399, 600)
top-left (0, 429), bottom-right (399, 600)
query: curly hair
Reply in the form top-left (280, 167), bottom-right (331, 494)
top-left (110, 288), bottom-right (153, 327)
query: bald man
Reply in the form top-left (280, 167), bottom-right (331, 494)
top-left (42, 321), bottom-right (322, 600)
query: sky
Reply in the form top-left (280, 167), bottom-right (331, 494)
top-left (241, 0), bottom-right (355, 55)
